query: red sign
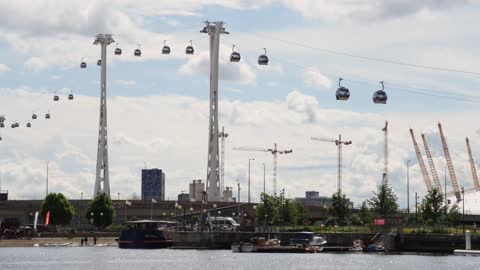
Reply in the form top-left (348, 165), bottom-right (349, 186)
top-left (45, 211), bottom-right (50, 225)
top-left (374, 218), bottom-right (385, 226)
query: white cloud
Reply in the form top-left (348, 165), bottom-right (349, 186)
top-left (0, 64), bottom-right (10, 74)
top-left (51, 75), bottom-right (61, 80)
top-left (304, 66), bottom-right (332, 89)
top-left (23, 57), bottom-right (49, 71)
top-left (281, 0), bottom-right (473, 22)
top-left (179, 47), bottom-right (256, 84)
top-left (1, 87), bottom-right (480, 211)
top-left (115, 79), bottom-right (137, 86)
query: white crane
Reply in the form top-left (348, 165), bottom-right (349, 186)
top-left (218, 126), bottom-right (229, 201)
top-left (311, 134), bottom-right (352, 194)
top-left (233, 143), bottom-right (292, 195)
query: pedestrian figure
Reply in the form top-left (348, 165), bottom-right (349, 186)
top-left (84, 236), bottom-right (88, 245)
top-left (81, 238), bottom-right (84, 246)
top-left (93, 235), bottom-right (97, 245)
top-left (474, 222), bottom-right (477, 234)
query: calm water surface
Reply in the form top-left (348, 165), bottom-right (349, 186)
top-left (0, 247), bottom-right (478, 270)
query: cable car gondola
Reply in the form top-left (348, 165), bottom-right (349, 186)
top-left (257, 48), bottom-right (269, 65)
top-left (45, 113), bottom-right (51, 119)
top-left (336, 78), bottom-right (350, 101)
top-left (162, 40), bottom-right (171, 55)
top-left (230, 45), bottom-right (241, 63)
top-left (15, 122), bottom-right (19, 128)
top-left (32, 113), bottom-right (37, 120)
top-left (372, 81), bottom-right (388, 104)
top-left (68, 93), bottom-right (74, 100)
top-left (53, 93), bottom-right (59, 101)
top-left (114, 43), bottom-right (122, 56)
top-left (97, 59), bottom-right (101, 66)
top-left (80, 58), bottom-right (87, 69)
top-left (0, 123), bottom-right (4, 128)
top-left (185, 40), bottom-right (194, 55)
top-left (134, 44), bottom-right (141, 57)
top-left (11, 124), bottom-right (15, 128)
top-left (26, 122), bottom-right (31, 128)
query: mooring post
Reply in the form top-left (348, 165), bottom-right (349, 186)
top-left (466, 230), bottom-right (471, 250)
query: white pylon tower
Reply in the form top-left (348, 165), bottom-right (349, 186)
top-left (219, 126), bottom-right (229, 201)
top-left (382, 121), bottom-right (388, 184)
top-left (201, 21), bottom-right (228, 202)
top-left (438, 122), bottom-right (461, 201)
top-left (93, 33), bottom-right (114, 198)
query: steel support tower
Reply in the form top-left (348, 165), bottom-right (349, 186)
top-left (421, 133), bottom-right (442, 192)
top-left (93, 34), bottom-right (114, 198)
top-left (219, 126), bottom-right (229, 200)
top-left (201, 21), bottom-right (228, 202)
top-left (409, 129), bottom-right (433, 192)
top-left (438, 122), bottom-right (461, 201)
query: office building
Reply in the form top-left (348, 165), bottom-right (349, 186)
top-left (141, 168), bottom-right (165, 201)
top-left (189, 179), bottom-right (205, 202)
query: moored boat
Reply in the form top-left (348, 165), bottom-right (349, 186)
top-left (117, 220), bottom-right (175, 249)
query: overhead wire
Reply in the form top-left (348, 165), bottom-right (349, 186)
top-left (249, 33), bottom-right (480, 76)
top-left (224, 31), bottom-right (480, 104)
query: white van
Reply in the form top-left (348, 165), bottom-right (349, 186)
top-left (206, 216), bottom-right (240, 231)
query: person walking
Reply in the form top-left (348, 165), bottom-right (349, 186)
top-left (84, 236), bottom-right (88, 245)
top-left (93, 235), bottom-right (97, 245)
top-left (81, 238), bottom-right (84, 246)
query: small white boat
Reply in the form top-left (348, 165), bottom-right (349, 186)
top-left (309, 236), bottom-right (327, 247)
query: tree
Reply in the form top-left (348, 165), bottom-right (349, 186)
top-left (420, 188), bottom-right (445, 225)
top-left (255, 193), bottom-right (310, 227)
top-left (40, 193), bottom-right (75, 228)
top-left (368, 182), bottom-right (399, 219)
top-left (446, 204), bottom-right (462, 227)
top-left (85, 193), bottom-right (114, 230)
top-left (329, 191), bottom-right (351, 225)
top-left (359, 201), bottom-right (373, 225)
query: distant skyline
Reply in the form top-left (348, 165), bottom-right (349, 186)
top-left (1, 1), bottom-right (480, 207)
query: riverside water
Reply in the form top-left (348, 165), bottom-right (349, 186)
top-left (0, 247), bottom-right (478, 270)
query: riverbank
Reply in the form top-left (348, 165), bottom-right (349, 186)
top-left (0, 237), bottom-right (117, 247)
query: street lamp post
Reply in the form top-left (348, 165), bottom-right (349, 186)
top-left (407, 160), bottom-right (410, 214)
top-left (248, 158), bottom-right (255, 203)
top-left (415, 192), bottom-right (418, 229)
top-left (462, 187), bottom-right (465, 234)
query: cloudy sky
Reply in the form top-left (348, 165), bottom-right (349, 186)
top-left (1, 0), bottom-right (480, 210)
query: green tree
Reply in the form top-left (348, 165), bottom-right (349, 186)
top-left (255, 193), bottom-right (310, 227)
top-left (294, 201), bottom-right (310, 226)
top-left (85, 193), bottom-right (114, 230)
top-left (330, 191), bottom-right (351, 225)
top-left (40, 193), bottom-right (75, 228)
top-left (359, 201), bottom-right (373, 225)
top-left (419, 188), bottom-right (445, 225)
top-left (368, 182), bottom-right (399, 219)
top-left (446, 204), bottom-right (462, 227)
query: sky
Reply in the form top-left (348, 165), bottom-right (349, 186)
top-left (1, 0), bottom-right (480, 211)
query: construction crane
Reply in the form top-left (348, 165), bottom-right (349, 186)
top-left (311, 134), bottom-right (352, 194)
top-left (219, 126), bottom-right (229, 200)
top-left (438, 122), bottom-right (461, 201)
top-left (382, 121), bottom-right (388, 184)
top-left (409, 129), bottom-right (433, 191)
top-left (466, 137), bottom-right (480, 192)
top-left (233, 143), bottom-right (292, 195)
top-left (421, 133), bottom-right (442, 193)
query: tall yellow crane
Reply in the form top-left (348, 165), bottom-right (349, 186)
top-left (421, 133), bottom-right (442, 193)
top-left (465, 137), bottom-right (480, 192)
top-left (409, 129), bottom-right (433, 191)
top-left (438, 122), bottom-right (461, 201)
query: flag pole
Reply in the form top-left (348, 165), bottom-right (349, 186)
top-left (150, 199), bottom-right (153, 219)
